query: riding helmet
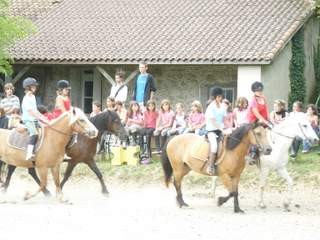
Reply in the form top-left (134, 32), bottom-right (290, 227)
top-left (22, 77), bottom-right (38, 88)
top-left (57, 80), bottom-right (71, 89)
top-left (251, 81), bottom-right (264, 92)
top-left (211, 87), bottom-right (224, 98)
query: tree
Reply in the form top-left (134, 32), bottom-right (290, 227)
top-left (0, 0), bottom-right (36, 76)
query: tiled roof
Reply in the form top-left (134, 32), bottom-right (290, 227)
top-left (10, 0), bottom-right (315, 64)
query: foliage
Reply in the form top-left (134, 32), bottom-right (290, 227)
top-left (0, 0), bottom-right (36, 76)
top-left (314, 41), bottom-right (320, 107)
top-left (288, 29), bottom-right (306, 110)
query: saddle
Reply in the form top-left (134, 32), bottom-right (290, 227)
top-left (190, 136), bottom-right (226, 164)
top-left (7, 127), bottom-right (44, 152)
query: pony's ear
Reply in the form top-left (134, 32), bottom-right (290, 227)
top-left (69, 107), bottom-right (77, 125)
top-left (72, 107), bottom-right (76, 115)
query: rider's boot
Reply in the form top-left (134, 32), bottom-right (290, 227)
top-left (206, 153), bottom-right (217, 175)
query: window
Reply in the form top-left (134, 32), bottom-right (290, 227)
top-left (82, 70), bottom-right (94, 114)
top-left (208, 86), bottom-right (235, 104)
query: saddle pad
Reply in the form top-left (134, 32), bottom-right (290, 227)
top-left (190, 137), bottom-right (225, 162)
top-left (7, 127), bottom-right (44, 152)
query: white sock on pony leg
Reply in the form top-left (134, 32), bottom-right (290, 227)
top-left (26, 145), bottom-right (35, 161)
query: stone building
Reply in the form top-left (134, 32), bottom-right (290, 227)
top-left (5, 0), bottom-right (319, 113)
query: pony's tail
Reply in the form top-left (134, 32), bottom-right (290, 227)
top-left (161, 140), bottom-right (173, 188)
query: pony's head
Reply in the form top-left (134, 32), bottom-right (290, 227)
top-left (226, 123), bottom-right (272, 155)
top-left (248, 123), bottom-right (272, 155)
top-left (69, 107), bottom-right (98, 138)
top-left (276, 115), bottom-right (319, 142)
top-left (89, 110), bottom-right (127, 140)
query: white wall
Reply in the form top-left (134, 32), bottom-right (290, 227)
top-left (237, 66), bottom-right (261, 100)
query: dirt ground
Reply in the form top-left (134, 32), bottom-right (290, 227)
top-left (0, 173), bottom-right (319, 240)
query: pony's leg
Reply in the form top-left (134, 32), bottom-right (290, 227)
top-left (173, 165), bottom-right (190, 208)
top-left (210, 176), bottom-right (218, 199)
top-left (231, 176), bottom-right (244, 213)
top-left (86, 160), bottom-right (109, 196)
top-left (51, 165), bottom-right (65, 203)
top-left (60, 162), bottom-right (77, 190)
top-left (217, 174), bottom-right (233, 206)
top-left (276, 168), bottom-right (293, 211)
top-left (0, 165), bottom-right (16, 193)
top-left (259, 167), bottom-right (270, 209)
top-left (27, 168), bottom-right (51, 197)
top-left (24, 167), bottom-right (48, 201)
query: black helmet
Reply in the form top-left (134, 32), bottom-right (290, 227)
top-left (23, 77), bottom-right (38, 88)
top-left (251, 81), bottom-right (264, 92)
top-left (211, 87), bottom-right (223, 98)
top-left (57, 80), bottom-right (71, 89)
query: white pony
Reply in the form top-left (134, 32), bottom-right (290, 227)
top-left (258, 114), bottom-right (319, 210)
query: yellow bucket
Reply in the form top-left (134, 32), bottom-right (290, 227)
top-left (110, 146), bottom-right (125, 166)
top-left (124, 146), bottom-right (140, 166)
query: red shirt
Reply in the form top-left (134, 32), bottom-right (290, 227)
top-left (47, 97), bottom-right (71, 120)
top-left (247, 96), bottom-right (268, 123)
top-left (143, 110), bottom-right (158, 128)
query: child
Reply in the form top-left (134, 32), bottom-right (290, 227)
top-left (205, 87), bottom-right (226, 175)
top-left (110, 72), bottom-right (128, 103)
top-left (247, 81), bottom-right (269, 125)
top-left (154, 99), bottom-right (175, 153)
top-left (90, 101), bottom-right (102, 117)
top-left (8, 107), bottom-right (21, 129)
top-left (115, 100), bottom-right (127, 125)
top-left (21, 77), bottom-right (49, 161)
top-left (222, 99), bottom-right (234, 134)
top-left (104, 97), bottom-right (116, 111)
top-left (289, 101), bottom-right (304, 158)
top-left (140, 100), bottom-right (158, 163)
top-left (233, 97), bottom-right (248, 128)
top-left (167, 103), bottom-right (186, 136)
top-left (269, 99), bottom-right (288, 125)
top-left (0, 83), bottom-right (20, 116)
top-left (184, 100), bottom-right (205, 135)
top-left (302, 104), bottom-right (319, 153)
top-left (126, 101), bottom-right (144, 145)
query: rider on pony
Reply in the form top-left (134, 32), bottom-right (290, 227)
top-left (205, 87), bottom-right (226, 175)
top-left (21, 77), bottom-right (49, 161)
top-left (46, 80), bottom-right (71, 120)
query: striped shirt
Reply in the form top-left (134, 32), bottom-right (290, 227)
top-left (0, 95), bottom-right (20, 115)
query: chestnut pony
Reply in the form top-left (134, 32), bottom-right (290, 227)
top-left (0, 110), bottom-right (124, 196)
top-left (0, 108), bottom-right (98, 201)
top-left (161, 123), bottom-right (271, 213)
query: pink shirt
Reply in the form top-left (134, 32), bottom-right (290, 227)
top-left (188, 112), bottom-right (205, 127)
top-left (233, 107), bottom-right (248, 127)
top-left (144, 110), bottom-right (158, 128)
top-left (158, 110), bottom-right (175, 128)
top-left (224, 112), bottom-right (234, 129)
top-left (127, 112), bottom-right (144, 127)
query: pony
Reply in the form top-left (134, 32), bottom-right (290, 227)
top-left (0, 108), bottom-right (98, 202)
top-left (0, 110), bottom-right (125, 196)
top-left (161, 123), bottom-right (272, 213)
top-left (258, 115), bottom-right (319, 210)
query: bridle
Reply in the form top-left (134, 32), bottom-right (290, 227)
top-left (270, 123), bottom-right (307, 140)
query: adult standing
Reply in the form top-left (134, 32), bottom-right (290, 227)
top-left (0, 83), bottom-right (20, 116)
top-left (132, 62), bottom-right (156, 107)
top-left (110, 72), bottom-right (128, 103)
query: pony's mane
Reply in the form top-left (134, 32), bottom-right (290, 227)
top-left (226, 124), bottom-right (252, 150)
top-left (48, 111), bottom-right (69, 125)
top-left (89, 110), bottom-right (116, 133)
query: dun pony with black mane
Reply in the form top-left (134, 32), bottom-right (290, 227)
top-left (161, 123), bottom-right (271, 213)
top-left (0, 110), bottom-right (125, 196)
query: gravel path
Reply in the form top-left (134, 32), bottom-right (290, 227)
top-left (0, 175), bottom-right (319, 240)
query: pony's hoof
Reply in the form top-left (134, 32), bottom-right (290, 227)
top-left (259, 203), bottom-right (267, 209)
top-left (24, 192), bottom-right (31, 201)
top-left (102, 190), bottom-right (110, 197)
top-left (235, 209), bottom-right (245, 214)
top-left (283, 202), bottom-right (291, 212)
top-left (217, 197), bottom-right (225, 206)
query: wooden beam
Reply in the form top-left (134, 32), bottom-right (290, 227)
top-left (4, 75), bottom-right (12, 83)
top-left (124, 70), bottom-right (139, 85)
top-left (96, 66), bottom-right (115, 85)
top-left (11, 66), bottom-right (31, 85)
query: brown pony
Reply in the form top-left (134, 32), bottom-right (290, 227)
top-left (0, 110), bottom-right (125, 196)
top-left (0, 108), bottom-right (98, 201)
top-left (161, 123), bottom-right (271, 213)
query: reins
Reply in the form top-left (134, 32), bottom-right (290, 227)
top-left (42, 122), bottom-right (73, 137)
